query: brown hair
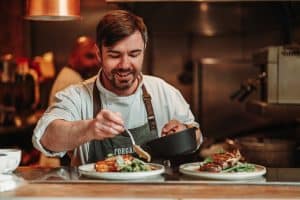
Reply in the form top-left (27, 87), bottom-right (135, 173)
top-left (96, 10), bottom-right (148, 50)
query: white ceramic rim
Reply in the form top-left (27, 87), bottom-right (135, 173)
top-left (78, 163), bottom-right (165, 180)
top-left (179, 162), bottom-right (266, 180)
top-left (0, 149), bottom-right (21, 152)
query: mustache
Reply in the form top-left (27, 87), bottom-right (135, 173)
top-left (111, 68), bottom-right (135, 74)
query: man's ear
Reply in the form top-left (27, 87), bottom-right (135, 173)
top-left (94, 44), bottom-right (101, 63)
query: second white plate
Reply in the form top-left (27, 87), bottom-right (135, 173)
top-left (179, 162), bottom-right (266, 180)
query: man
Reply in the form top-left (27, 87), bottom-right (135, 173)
top-left (33, 10), bottom-right (202, 166)
top-left (49, 36), bottom-right (99, 105)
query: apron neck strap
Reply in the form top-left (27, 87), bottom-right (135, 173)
top-left (141, 85), bottom-right (157, 132)
top-left (93, 81), bottom-right (101, 118)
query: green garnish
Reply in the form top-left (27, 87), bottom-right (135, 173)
top-left (114, 155), bottom-right (151, 172)
top-left (222, 162), bottom-right (255, 173)
top-left (203, 157), bottom-right (213, 164)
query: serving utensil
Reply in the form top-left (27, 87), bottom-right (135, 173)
top-left (124, 128), bottom-right (151, 162)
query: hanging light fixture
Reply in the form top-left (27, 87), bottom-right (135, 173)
top-left (25, 0), bottom-right (81, 21)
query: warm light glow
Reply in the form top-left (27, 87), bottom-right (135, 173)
top-left (43, 52), bottom-right (53, 62)
top-left (198, 3), bottom-right (215, 37)
top-left (2, 54), bottom-right (13, 60)
top-left (200, 3), bottom-right (208, 12)
top-left (58, 0), bottom-right (68, 15)
top-left (201, 57), bottom-right (218, 65)
top-left (77, 36), bottom-right (88, 43)
top-left (202, 28), bottom-right (215, 37)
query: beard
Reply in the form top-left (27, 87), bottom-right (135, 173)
top-left (104, 68), bottom-right (139, 91)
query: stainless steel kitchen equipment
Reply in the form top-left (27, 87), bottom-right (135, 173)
top-left (244, 45), bottom-right (300, 119)
top-left (252, 45), bottom-right (300, 104)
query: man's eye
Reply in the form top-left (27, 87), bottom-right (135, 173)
top-left (129, 52), bottom-right (140, 57)
top-left (108, 54), bottom-right (120, 58)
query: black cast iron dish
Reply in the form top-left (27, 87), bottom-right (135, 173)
top-left (141, 127), bottom-right (198, 158)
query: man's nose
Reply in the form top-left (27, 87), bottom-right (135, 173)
top-left (119, 55), bottom-right (130, 68)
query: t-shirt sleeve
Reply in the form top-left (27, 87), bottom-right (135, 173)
top-left (32, 86), bottom-right (83, 157)
top-left (170, 88), bottom-right (203, 146)
top-left (158, 80), bottom-right (202, 145)
top-left (159, 81), bottom-right (198, 125)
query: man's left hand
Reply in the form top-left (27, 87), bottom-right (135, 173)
top-left (161, 119), bottom-right (187, 136)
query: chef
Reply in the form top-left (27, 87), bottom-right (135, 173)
top-left (33, 9), bottom-right (202, 166)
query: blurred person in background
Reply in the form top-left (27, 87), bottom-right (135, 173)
top-left (39, 36), bottom-right (99, 166)
top-left (49, 36), bottom-right (99, 105)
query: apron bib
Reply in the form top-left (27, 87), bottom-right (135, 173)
top-left (88, 80), bottom-right (158, 162)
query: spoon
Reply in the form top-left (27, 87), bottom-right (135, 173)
top-left (124, 128), bottom-right (151, 162)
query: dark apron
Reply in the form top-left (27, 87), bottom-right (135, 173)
top-left (88, 81), bottom-right (158, 162)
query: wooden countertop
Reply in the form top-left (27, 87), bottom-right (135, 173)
top-left (2, 166), bottom-right (300, 199)
top-left (4, 182), bottom-right (300, 199)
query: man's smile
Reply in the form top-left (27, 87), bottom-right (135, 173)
top-left (116, 71), bottom-right (131, 78)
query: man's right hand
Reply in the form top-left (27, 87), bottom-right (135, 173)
top-left (40, 109), bottom-right (125, 153)
top-left (88, 109), bottom-right (125, 140)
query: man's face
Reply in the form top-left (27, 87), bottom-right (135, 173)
top-left (99, 31), bottom-right (145, 93)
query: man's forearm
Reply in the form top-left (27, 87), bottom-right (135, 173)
top-left (40, 119), bottom-right (92, 152)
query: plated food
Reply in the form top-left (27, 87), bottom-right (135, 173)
top-left (95, 154), bottom-right (152, 172)
top-left (199, 150), bottom-right (255, 173)
top-left (179, 150), bottom-right (266, 180)
top-left (78, 154), bottom-right (165, 180)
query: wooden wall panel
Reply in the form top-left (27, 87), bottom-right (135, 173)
top-left (0, 0), bottom-right (26, 57)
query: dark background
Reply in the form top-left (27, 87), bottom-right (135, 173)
top-left (1, 0), bottom-right (300, 149)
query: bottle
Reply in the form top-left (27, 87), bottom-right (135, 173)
top-left (15, 57), bottom-right (40, 113)
top-left (0, 54), bottom-right (16, 126)
top-left (0, 54), bottom-right (16, 83)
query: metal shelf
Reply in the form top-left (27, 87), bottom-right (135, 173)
top-left (246, 100), bottom-right (300, 120)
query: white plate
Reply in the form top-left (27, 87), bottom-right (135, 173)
top-left (179, 162), bottom-right (266, 180)
top-left (0, 174), bottom-right (25, 192)
top-left (78, 163), bottom-right (165, 180)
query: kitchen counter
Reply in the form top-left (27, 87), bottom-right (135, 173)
top-left (1, 166), bottom-right (300, 199)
